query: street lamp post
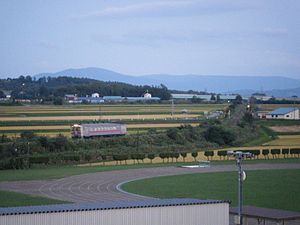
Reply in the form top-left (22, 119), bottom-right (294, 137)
top-left (227, 151), bottom-right (254, 225)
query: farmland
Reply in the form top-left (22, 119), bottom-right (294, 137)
top-left (265, 135), bottom-right (300, 146)
top-left (0, 103), bottom-right (227, 137)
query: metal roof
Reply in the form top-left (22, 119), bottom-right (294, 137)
top-left (267, 107), bottom-right (298, 115)
top-left (230, 206), bottom-right (300, 220)
top-left (80, 123), bottom-right (123, 127)
top-left (0, 199), bottom-right (229, 216)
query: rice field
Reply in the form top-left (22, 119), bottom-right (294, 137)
top-left (0, 103), bottom-right (224, 137)
top-left (269, 126), bottom-right (300, 133)
top-left (265, 135), bottom-right (300, 146)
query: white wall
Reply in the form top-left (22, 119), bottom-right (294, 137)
top-left (0, 203), bottom-right (229, 225)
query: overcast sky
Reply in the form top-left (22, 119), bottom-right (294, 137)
top-left (0, 0), bottom-right (300, 78)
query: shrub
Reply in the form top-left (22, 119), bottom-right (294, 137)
top-left (217, 150), bottom-right (227, 160)
top-left (203, 126), bottom-right (235, 146)
top-left (173, 152), bottom-right (180, 162)
top-left (180, 152), bottom-right (187, 162)
top-left (84, 153), bottom-right (92, 162)
top-left (113, 154), bottom-right (129, 164)
top-left (147, 153), bottom-right (155, 163)
top-left (29, 155), bottom-right (50, 165)
top-left (282, 149), bottom-right (289, 158)
top-left (204, 151), bottom-right (214, 160)
top-left (262, 149), bottom-right (269, 159)
top-left (248, 150), bottom-right (260, 159)
top-left (20, 131), bottom-right (36, 140)
top-left (270, 149), bottom-right (280, 159)
top-left (191, 152), bottom-right (198, 161)
top-left (159, 153), bottom-right (168, 163)
top-left (290, 148), bottom-right (300, 157)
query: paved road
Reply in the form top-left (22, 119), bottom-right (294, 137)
top-left (0, 163), bottom-right (299, 203)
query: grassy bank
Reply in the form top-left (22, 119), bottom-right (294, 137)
top-left (0, 158), bottom-right (299, 182)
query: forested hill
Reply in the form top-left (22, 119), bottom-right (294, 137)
top-left (0, 76), bottom-right (171, 100)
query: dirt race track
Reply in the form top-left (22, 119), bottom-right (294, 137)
top-left (0, 163), bottom-right (299, 203)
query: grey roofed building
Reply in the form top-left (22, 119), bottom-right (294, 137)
top-left (266, 107), bottom-right (299, 120)
top-left (267, 107), bottom-right (297, 115)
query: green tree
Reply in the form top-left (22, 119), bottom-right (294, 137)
top-left (20, 131), bottom-right (36, 140)
top-left (147, 153), bottom-right (155, 163)
top-left (159, 153), bottom-right (167, 163)
top-left (234, 95), bottom-right (243, 104)
top-left (53, 97), bottom-right (63, 105)
top-left (262, 149), bottom-right (269, 159)
top-left (203, 126), bottom-right (235, 146)
top-left (174, 152), bottom-right (180, 162)
top-left (204, 151), bottom-right (214, 160)
top-left (0, 90), bottom-right (6, 98)
top-left (282, 149), bottom-right (289, 158)
top-left (271, 149), bottom-right (280, 159)
top-left (191, 152), bottom-right (198, 161)
top-left (180, 152), bottom-right (187, 162)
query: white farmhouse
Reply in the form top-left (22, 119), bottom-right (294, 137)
top-left (91, 93), bottom-right (100, 98)
top-left (144, 92), bottom-right (152, 98)
top-left (266, 107), bottom-right (299, 120)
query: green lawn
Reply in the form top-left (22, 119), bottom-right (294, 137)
top-left (122, 169), bottom-right (300, 212)
top-left (0, 158), bottom-right (299, 182)
top-left (0, 191), bottom-right (68, 207)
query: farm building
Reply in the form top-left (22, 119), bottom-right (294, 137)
top-left (171, 94), bottom-right (212, 101)
top-left (266, 107), bottom-right (299, 120)
top-left (0, 199), bottom-right (229, 225)
top-left (91, 93), bottom-right (100, 98)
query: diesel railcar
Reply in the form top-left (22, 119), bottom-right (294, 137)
top-left (71, 123), bottom-right (127, 138)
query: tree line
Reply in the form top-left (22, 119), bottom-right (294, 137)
top-left (0, 76), bottom-right (171, 101)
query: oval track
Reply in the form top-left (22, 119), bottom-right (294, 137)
top-left (0, 163), bottom-right (299, 203)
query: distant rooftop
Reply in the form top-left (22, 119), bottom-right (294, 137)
top-left (267, 107), bottom-right (298, 115)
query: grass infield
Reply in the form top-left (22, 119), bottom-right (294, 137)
top-left (122, 169), bottom-right (300, 212)
top-left (0, 191), bottom-right (68, 207)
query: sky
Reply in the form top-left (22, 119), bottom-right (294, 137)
top-left (0, 0), bottom-right (300, 78)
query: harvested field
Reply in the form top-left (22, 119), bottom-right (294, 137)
top-left (269, 126), bottom-right (300, 133)
top-left (0, 103), bottom-right (224, 137)
top-left (0, 104), bottom-right (227, 114)
top-left (266, 135), bottom-right (300, 146)
top-left (0, 123), bottom-right (199, 131)
top-left (257, 104), bottom-right (300, 111)
top-left (0, 114), bottom-right (199, 121)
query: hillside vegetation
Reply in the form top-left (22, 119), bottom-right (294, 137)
top-left (0, 76), bottom-right (171, 101)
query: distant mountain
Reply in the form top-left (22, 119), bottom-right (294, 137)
top-left (265, 87), bottom-right (300, 98)
top-left (35, 67), bottom-right (154, 86)
top-left (34, 67), bottom-right (300, 94)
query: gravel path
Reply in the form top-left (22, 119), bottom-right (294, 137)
top-left (0, 163), bottom-right (299, 203)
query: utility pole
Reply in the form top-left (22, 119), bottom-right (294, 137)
top-left (227, 151), bottom-right (254, 225)
top-left (171, 99), bottom-right (174, 117)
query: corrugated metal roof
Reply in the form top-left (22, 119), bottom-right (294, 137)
top-left (267, 107), bottom-right (298, 115)
top-left (0, 199), bottom-right (229, 216)
top-left (80, 123), bottom-right (123, 127)
top-left (230, 206), bottom-right (300, 220)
